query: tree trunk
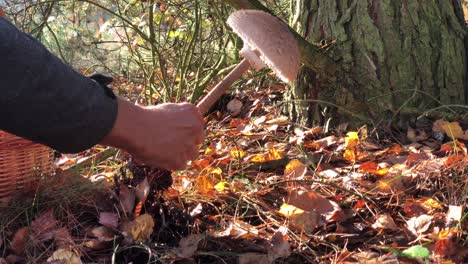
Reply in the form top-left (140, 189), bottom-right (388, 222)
top-left (287, 0), bottom-right (467, 126)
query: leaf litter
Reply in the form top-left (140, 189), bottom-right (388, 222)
top-left (0, 85), bottom-right (467, 263)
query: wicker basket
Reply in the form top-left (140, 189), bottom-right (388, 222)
top-left (0, 131), bottom-right (54, 201)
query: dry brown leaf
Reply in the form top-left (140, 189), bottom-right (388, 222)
top-left (406, 152), bottom-right (430, 167)
top-left (210, 221), bottom-right (259, 239)
top-left (286, 189), bottom-right (342, 221)
top-left (227, 98), bottom-right (243, 116)
top-left (403, 201), bottom-right (428, 217)
top-left (266, 116), bottom-right (289, 126)
top-left (433, 119), bottom-right (448, 133)
top-left (303, 135), bottom-right (340, 149)
top-left (176, 233), bottom-right (205, 258)
top-left (31, 208), bottom-right (57, 241)
top-left (195, 175), bottom-right (215, 195)
top-left (406, 214), bottom-right (433, 237)
top-left (284, 159), bottom-right (307, 181)
top-left (90, 226), bottom-right (115, 242)
top-left (99, 212), bottom-right (119, 229)
top-left (442, 122), bottom-right (464, 139)
top-left (268, 227), bottom-right (290, 259)
top-left (434, 239), bottom-right (457, 257)
top-left (119, 183), bottom-right (135, 214)
top-left (371, 214), bottom-right (398, 231)
top-left (135, 177), bottom-right (150, 201)
top-left (120, 214), bottom-right (155, 242)
top-left (10, 227), bottom-right (29, 255)
top-left (47, 248), bottom-right (82, 264)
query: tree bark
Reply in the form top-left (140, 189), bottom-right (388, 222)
top-left (224, 0), bottom-right (468, 126)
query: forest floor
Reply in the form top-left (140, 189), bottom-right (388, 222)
top-left (0, 79), bottom-right (467, 264)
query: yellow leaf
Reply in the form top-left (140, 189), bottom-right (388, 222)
top-left (373, 168), bottom-right (389, 176)
top-left (120, 214), bottom-right (155, 242)
top-left (284, 159), bottom-right (307, 181)
top-left (422, 198), bottom-right (443, 210)
top-left (442, 122), bottom-right (464, 139)
top-left (268, 147), bottom-right (283, 160)
top-left (204, 145), bottom-right (215, 155)
top-left (214, 181), bottom-right (229, 192)
top-left (343, 149), bottom-right (356, 162)
top-left (195, 175), bottom-right (215, 195)
top-left (345, 132), bottom-right (360, 148)
top-left (250, 148), bottom-right (283, 163)
top-left (278, 203), bottom-right (304, 217)
top-left (230, 147), bottom-right (246, 159)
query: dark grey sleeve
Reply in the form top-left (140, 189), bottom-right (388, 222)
top-left (0, 18), bottom-right (118, 153)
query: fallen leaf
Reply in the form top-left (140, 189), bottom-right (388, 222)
top-left (119, 183), bottom-right (135, 214)
top-left (386, 144), bottom-right (404, 155)
top-left (406, 152), bottom-right (430, 167)
top-left (90, 226), bottom-right (115, 242)
top-left (190, 203), bottom-right (203, 217)
top-left (446, 205), bottom-right (463, 225)
top-left (421, 198), bottom-right (443, 211)
top-left (135, 177), bottom-right (150, 201)
top-left (442, 122), bottom-right (464, 139)
top-left (210, 221), bottom-right (259, 239)
top-left (268, 226), bottom-right (290, 259)
top-left (120, 214), bottom-right (155, 242)
top-left (359, 161), bottom-right (379, 171)
top-left (266, 116), bottom-right (289, 126)
top-left (403, 201), bottom-right (428, 217)
top-left (31, 208), bottom-right (57, 241)
top-left (99, 212), bottom-right (119, 229)
top-left (227, 98), bottom-right (243, 116)
top-left (286, 189), bottom-right (342, 221)
top-left (230, 146), bottom-right (246, 159)
top-left (371, 214), bottom-right (399, 231)
top-left (435, 239), bottom-right (457, 257)
top-left (10, 227), bottom-right (29, 255)
top-left (303, 135), bottom-right (339, 149)
top-left (250, 147), bottom-right (283, 163)
top-left (195, 175), bottom-right (215, 195)
top-left (406, 214), bottom-right (433, 237)
top-left (433, 119), bottom-right (448, 133)
top-left (214, 180), bottom-right (229, 192)
top-left (345, 132), bottom-right (360, 148)
top-left (278, 203), bottom-right (304, 217)
top-left (401, 245), bottom-right (430, 259)
top-left (176, 233), bottom-right (205, 258)
top-left (47, 249), bottom-right (82, 264)
top-left (284, 159), bottom-right (307, 180)
top-left (445, 154), bottom-right (467, 168)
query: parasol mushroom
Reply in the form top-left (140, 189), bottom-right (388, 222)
top-left (196, 10), bottom-right (300, 114)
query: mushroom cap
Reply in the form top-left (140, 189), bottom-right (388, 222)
top-left (227, 10), bottom-right (300, 83)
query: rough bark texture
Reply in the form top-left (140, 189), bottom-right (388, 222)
top-left (288, 0), bottom-right (467, 126)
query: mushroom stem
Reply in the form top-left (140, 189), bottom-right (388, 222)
top-left (196, 58), bottom-right (251, 114)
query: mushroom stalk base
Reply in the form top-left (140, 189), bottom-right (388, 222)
top-left (197, 58), bottom-right (251, 114)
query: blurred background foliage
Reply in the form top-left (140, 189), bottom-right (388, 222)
top-left (1, 0), bottom-right (288, 104)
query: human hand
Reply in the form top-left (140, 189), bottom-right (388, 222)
top-left (101, 97), bottom-right (205, 170)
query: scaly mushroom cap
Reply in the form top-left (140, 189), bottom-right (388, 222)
top-left (227, 10), bottom-right (300, 83)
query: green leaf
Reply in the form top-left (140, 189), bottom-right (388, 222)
top-left (401, 245), bottom-right (430, 259)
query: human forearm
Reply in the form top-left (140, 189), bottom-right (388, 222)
top-left (0, 18), bottom-right (118, 153)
